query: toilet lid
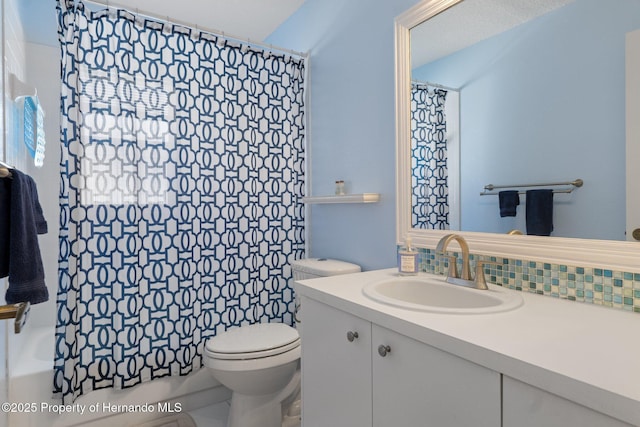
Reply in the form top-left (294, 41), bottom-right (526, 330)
top-left (291, 258), bottom-right (361, 276)
top-left (206, 323), bottom-right (300, 360)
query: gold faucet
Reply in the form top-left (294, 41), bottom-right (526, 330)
top-left (435, 234), bottom-right (493, 290)
top-left (435, 234), bottom-right (472, 280)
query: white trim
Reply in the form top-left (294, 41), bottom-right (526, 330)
top-left (626, 29), bottom-right (640, 242)
top-left (395, 0), bottom-right (640, 273)
top-left (445, 90), bottom-right (460, 231)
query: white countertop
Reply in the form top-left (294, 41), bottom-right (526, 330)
top-left (295, 268), bottom-right (640, 426)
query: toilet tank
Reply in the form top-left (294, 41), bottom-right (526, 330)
top-left (291, 258), bottom-right (361, 281)
top-left (291, 258), bottom-right (361, 330)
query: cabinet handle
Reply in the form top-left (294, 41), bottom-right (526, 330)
top-left (346, 331), bottom-right (359, 342)
top-left (378, 344), bottom-right (391, 357)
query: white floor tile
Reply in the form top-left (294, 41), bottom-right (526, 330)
top-left (188, 401), bottom-right (230, 427)
top-left (187, 400), bottom-right (301, 427)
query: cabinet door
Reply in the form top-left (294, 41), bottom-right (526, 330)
top-left (503, 376), bottom-right (634, 427)
top-left (372, 325), bottom-right (501, 427)
top-left (300, 298), bottom-right (372, 427)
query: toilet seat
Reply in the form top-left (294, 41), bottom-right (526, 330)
top-left (205, 323), bottom-right (300, 361)
top-left (207, 339), bottom-right (301, 360)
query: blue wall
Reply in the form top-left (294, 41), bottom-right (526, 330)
top-left (413, 0), bottom-right (640, 240)
top-left (268, 0), bottom-right (420, 270)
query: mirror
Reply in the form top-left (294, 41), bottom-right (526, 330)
top-left (395, 0), bottom-right (640, 270)
top-left (406, 0), bottom-right (640, 241)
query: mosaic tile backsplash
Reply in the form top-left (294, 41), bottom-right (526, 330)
top-left (413, 247), bottom-right (640, 314)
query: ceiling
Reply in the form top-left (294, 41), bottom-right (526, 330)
top-left (98, 0), bottom-right (306, 42)
top-left (411, 0), bottom-right (575, 69)
top-left (21, 0), bottom-right (305, 47)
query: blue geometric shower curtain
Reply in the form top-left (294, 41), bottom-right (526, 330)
top-left (55, 0), bottom-right (305, 403)
top-left (410, 84), bottom-right (448, 229)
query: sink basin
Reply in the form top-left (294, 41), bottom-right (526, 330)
top-left (362, 275), bottom-right (523, 314)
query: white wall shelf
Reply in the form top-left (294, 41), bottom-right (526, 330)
top-left (302, 193), bottom-right (381, 204)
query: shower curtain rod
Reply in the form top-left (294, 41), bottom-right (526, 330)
top-left (81, 0), bottom-right (308, 59)
top-left (411, 80), bottom-right (459, 92)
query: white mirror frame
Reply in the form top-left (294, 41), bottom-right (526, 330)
top-left (395, 0), bottom-right (640, 272)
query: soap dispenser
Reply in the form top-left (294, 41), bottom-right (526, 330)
top-left (397, 236), bottom-right (418, 276)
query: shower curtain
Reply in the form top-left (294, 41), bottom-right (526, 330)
top-left (55, 0), bottom-right (305, 403)
top-left (411, 84), bottom-right (448, 229)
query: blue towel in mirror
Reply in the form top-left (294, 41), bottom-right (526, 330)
top-left (526, 189), bottom-right (554, 236)
top-left (499, 190), bottom-right (520, 217)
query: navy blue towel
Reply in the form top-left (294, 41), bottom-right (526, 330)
top-left (0, 178), bottom-right (10, 278)
top-left (526, 189), bottom-right (554, 236)
top-left (499, 190), bottom-right (520, 217)
top-left (0, 169), bottom-right (49, 304)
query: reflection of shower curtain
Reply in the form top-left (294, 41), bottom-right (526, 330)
top-left (55, 0), bottom-right (305, 403)
top-left (411, 84), bottom-right (448, 229)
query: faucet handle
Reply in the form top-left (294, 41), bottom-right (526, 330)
top-left (474, 260), bottom-right (499, 290)
top-left (443, 255), bottom-right (459, 278)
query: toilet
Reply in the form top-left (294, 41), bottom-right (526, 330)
top-left (204, 258), bottom-right (361, 427)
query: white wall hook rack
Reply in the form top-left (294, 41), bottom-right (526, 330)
top-left (9, 73), bottom-right (37, 100)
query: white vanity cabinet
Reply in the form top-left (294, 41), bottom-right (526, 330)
top-left (301, 297), bottom-right (501, 427)
top-left (300, 297), bottom-right (372, 427)
top-left (503, 377), bottom-right (634, 427)
top-left (372, 323), bottom-right (500, 427)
